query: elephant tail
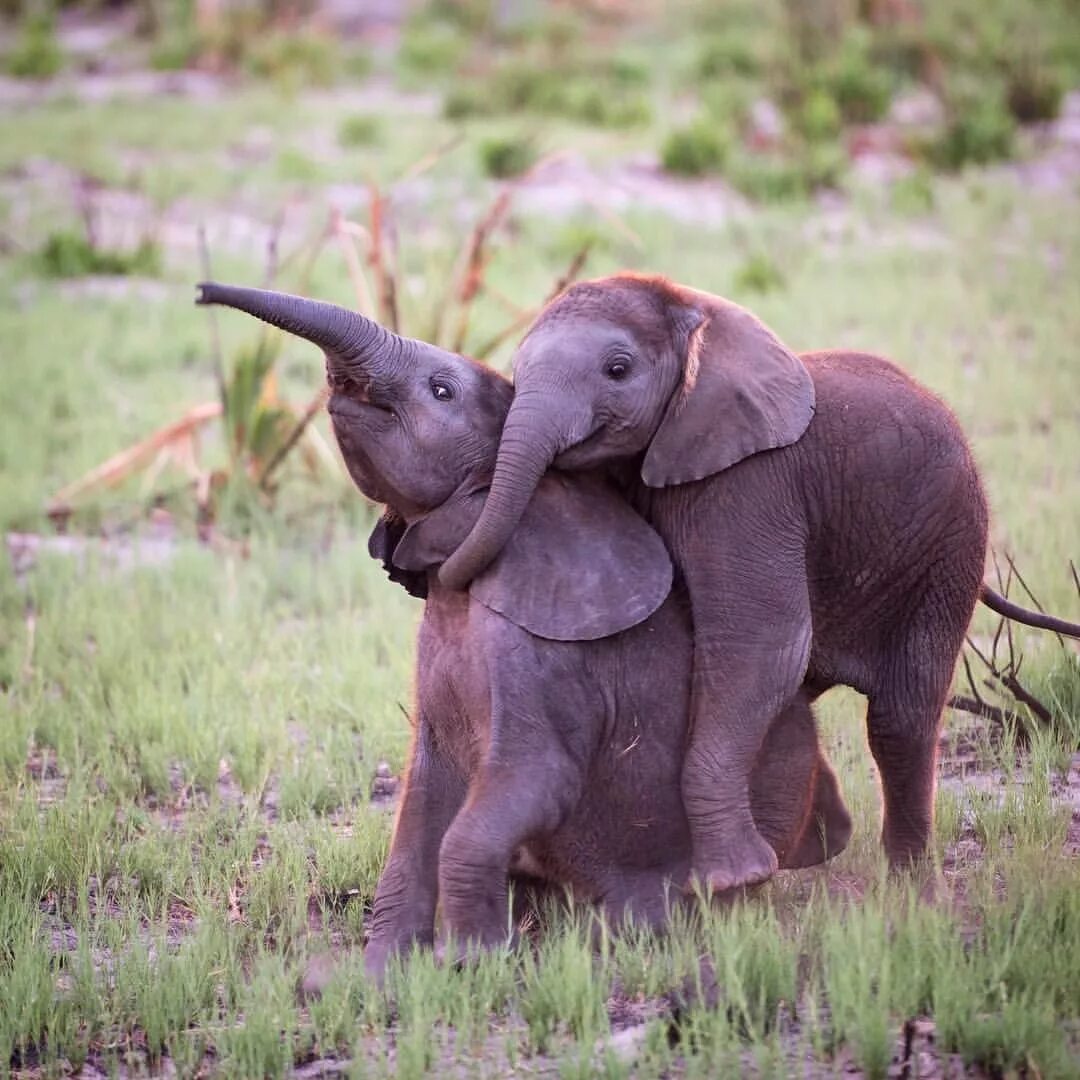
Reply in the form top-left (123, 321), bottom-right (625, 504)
top-left (979, 584), bottom-right (1080, 638)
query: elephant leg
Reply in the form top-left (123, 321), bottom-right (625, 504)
top-left (682, 568), bottom-right (813, 893)
top-left (439, 758), bottom-right (582, 956)
top-left (364, 719), bottom-right (465, 984)
top-left (866, 658), bottom-right (953, 867)
top-left (749, 689), bottom-right (851, 869)
top-left (784, 751), bottom-right (852, 869)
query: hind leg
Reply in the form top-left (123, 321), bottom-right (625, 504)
top-left (866, 649), bottom-right (956, 868)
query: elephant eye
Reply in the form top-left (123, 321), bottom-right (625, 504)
top-left (430, 378), bottom-right (455, 402)
top-left (605, 359), bottom-right (630, 380)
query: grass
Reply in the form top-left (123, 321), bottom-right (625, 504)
top-left (2, 4), bottom-right (1080, 1076)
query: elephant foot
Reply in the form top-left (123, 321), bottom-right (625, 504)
top-left (690, 832), bottom-right (778, 895)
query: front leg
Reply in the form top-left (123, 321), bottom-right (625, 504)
top-left (365, 717), bottom-right (465, 983)
top-left (681, 539), bottom-right (812, 894)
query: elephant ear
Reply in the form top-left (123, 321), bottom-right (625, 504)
top-left (641, 297), bottom-right (815, 487)
top-left (394, 476), bottom-right (673, 642)
top-left (368, 510), bottom-right (428, 599)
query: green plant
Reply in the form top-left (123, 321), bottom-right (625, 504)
top-left (5, 11), bottom-right (62, 78)
top-left (661, 121), bottom-right (729, 177)
top-left (479, 135), bottom-right (536, 179)
top-left (816, 29), bottom-right (893, 124)
top-left (398, 19), bottom-right (469, 76)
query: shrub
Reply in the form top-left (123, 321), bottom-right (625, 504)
top-left (338, 114), bottom-right (380, 148)
top-left (443, 85), bottom-right (491, 120)
top-left (661, 122), bottom-right (729, 177)
top-left (478, 135), bottom-right (536, 179)
top-left (5, 12), bottom-right (62, 78)
top-left (927, 80), bottom-right (1017, 170)
top-left (696, 33), bottom-right (763, 80)
top-left (36, 231), bottom-right (161, 278)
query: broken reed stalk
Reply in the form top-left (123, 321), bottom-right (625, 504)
top-left (448, 187), bottom-right (515, 354)
top-left (367, 187), bottom-right (399, 332)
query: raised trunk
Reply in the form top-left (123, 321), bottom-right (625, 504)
top-left (196, 282), bottom-right (405, 378)
top-left (438, 397), bottom-right (563, 590)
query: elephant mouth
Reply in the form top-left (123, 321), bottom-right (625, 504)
top-left (327, 381), bottom-right (396, 422)
top-left (553, 423), bottom-right (606, 469)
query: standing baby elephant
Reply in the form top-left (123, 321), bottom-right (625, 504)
top-left (196, 283), bottom-right (852, 981)
top-left (438, 273), bottom-right (1077, 893)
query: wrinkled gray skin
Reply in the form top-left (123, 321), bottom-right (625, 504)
top-left (437, 273), bottom-right (1027, 892)
top-left (195, 282), bottom-right (852, 983)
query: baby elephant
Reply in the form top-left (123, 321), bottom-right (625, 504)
top-left (195, 283), bottom-right (851, 979)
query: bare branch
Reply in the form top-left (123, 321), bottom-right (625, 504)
top-left (947, 695), bottom-right (1029, 734)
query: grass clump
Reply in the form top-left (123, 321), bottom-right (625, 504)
top-left (338, 113), bottom-right (381, 148)
top-left (733, 252), bottom-right (786, 294)
top-left (479, 134), bottom-right (536, 179)
top-left (36, 231), bottom-right (162, 278)
top-left (244, 30), bottom-right (342, 90)
top-left (661, 121), bottom-right (729, 177)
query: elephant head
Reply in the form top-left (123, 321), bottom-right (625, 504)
top-left (195, 281), bottom-right (672, 640)
top-left (196, 281), bottom-right (512, 518)
top-left (438, 273), bottom-right (816, 590)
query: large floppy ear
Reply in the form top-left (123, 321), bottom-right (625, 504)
top-left (394, 476), bottom-right (673, 642)
top-left (368, 510), bottom-right (428, 600)
top-left (641, 294), bottom-right (815, 487)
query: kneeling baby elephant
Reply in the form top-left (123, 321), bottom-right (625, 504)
top-left (196, 282), bottom-right (852, 982)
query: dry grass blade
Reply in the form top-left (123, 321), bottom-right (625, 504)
top-left (395, 133), bottom-right (464, 184)
top-left (367, 186), bottom-right (399, 331)
top-left (331, 208), bottom-right (375, 315)
top-left (49, 402), bottom-right (222, 510)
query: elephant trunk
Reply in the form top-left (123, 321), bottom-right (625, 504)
top-left (438, 394), bottom-right (563, 590)
top-left (195, 282), bottom-right (406, 380)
